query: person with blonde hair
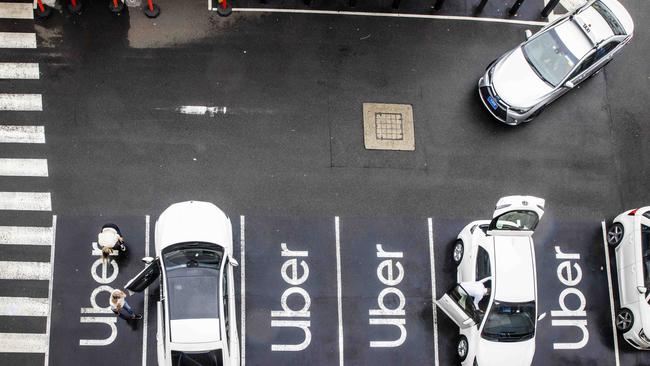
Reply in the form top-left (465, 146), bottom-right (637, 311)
top-left (110, 289), bottom-right (142, 321)
top-left (98, 223), bottom-right (126, 263)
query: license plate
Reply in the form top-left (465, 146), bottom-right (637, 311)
top-left (487, 96), bottom-right (499, 110)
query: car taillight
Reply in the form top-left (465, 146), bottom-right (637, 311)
top-left (629, 209), bottom-right (639, 216)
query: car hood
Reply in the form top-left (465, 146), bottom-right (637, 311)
top-left (155, 201), bottom-right (233, 255)
top-left (476, 337), bottom-right (535, 366)
top-left (492, 48), bottom-right (554, 109)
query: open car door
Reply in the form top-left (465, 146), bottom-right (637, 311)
top-left (487, 195), bottom-right (545, 236)
top-left (435, 285), bottom-right (479, 329)
top-left (125, 258), bottom-right (161, 293)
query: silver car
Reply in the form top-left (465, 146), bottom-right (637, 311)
top-left (478, 0), bottom-right (634, 125)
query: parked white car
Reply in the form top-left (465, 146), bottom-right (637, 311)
top-left (436, 196), bottom-right (545, 366)
top-left (126, 201), bottom-right (240, 366)
top-left (479, 0), bottom-right (634, 125)
top-left (607, 206), bottom-right (650, 350)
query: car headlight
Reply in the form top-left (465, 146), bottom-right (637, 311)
top-left (639, 329), bottom-right (650, 343)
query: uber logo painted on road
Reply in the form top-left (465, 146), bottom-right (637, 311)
top-left (551, 246), bottom-right (589, 350)
top-left (78, 241), bottom-right (120, 346)
top-left (271, 243), bottom-right (312, 351)
top-left (369, 244), bottom-right (407, 348)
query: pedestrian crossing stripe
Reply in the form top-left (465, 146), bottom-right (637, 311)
top-left (0, 3), bottom-right (33, 19)
top-left (0, 226), bottom-right (53, 245)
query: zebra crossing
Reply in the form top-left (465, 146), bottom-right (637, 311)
top-left (0, 2), bottom-right (55, 365)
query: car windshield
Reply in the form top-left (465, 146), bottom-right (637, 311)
top-left (491, 210), bottom-right (539, 231)
top-left (172, 350), bottom-right (223, 366)
top-left (163, 243), bottom-right (224, 320)
top-left (522, 29), bottom-right (579, 87)
top-left (481, 300), bottom-right (536, 342)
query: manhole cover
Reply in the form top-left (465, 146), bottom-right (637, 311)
top-left (363, 103), bottom-right (414, 151)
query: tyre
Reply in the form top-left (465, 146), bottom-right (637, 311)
top-left (616, 308), bottom-right (634, 333)
top-left (607, 223), bottom-right (624, 247)
top-left (457, 335), bottom-right (469, 362)
top-left (453, 240), bottom-right (464, 265)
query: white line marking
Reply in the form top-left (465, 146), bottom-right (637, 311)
top-left (0, 3), bottom-right (34, 19)
top-left (230, 8), bottom-right (548, 26)
top-left (0, 333), bottom-right (48, 353)
top-left (0, 226), bottom-right (53, 245)
top-left (602, 221), bottom-right (620, 366)
top-left (0, 32), bottom-right (37, 48)
top-left (0, 158), bottom-right (48, 177)
top-left (0, 260), bottom-right (51, 280)
top-left (335, 216), bottom-right (344, 366)
top-left (0, 296), bottom-right (48, 316)
top-left (44, 215), bottom-right (56, 366)
top-left (0, 125), bottom-right (45, 143)
top-left (142, 215), bottom-right (150, 366)
top-left (176, 105), bottom-right (227, 116)
top-left (0, 192), bottom-right (51, 211)
top-left (428, 218), bottom-right (439, 366)
top-left (240, 215), bottom-right (246, 366)
top-left (0, 94), bottom-right (42, 111)
top-left (0, 62), bottom-right (39, 79)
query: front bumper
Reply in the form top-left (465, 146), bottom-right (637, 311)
top-left (478, 72), bottom-right (528, 126)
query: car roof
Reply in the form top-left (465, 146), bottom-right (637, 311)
top-left (554, 20), bottom-right (593, 60)
top-left (492, 235), bottom-right (536, 303)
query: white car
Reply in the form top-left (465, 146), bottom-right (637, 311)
top-left (479, 0), bottom-right (633, 125)
top-left (607, 206), bottom-right (650, 350)
top-left (436, 196), bottom-right (545, 366)
top-left (126, 201), bottom-right (240, 366)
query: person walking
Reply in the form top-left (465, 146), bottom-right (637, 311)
top-left (110, 289), bottom-right (142, 321)
top-left (98, 223), bottom-right (126, 263)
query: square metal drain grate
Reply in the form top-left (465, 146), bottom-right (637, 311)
top-left (363, 103), bottom-right (414, 151)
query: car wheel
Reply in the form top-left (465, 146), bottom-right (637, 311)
top-left (457, 335), bottom-right (469, 362)
top-left (616, 308), bottom-right (634, 333)
top-left (453, 240), bottom-right (464, 265)
top-left (607, 223), bottom-right (624, 247)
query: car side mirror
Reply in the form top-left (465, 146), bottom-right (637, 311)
top-left (230, 258), bottom-right (239, 267)
top-left (638, 286), bottom-right (647, 294)
top-left (524, 29), bottom-right (533, 40)
top-left (142, 256), bottom-right (154, 264)
top-left (565, 81), bottom-right (575, 89)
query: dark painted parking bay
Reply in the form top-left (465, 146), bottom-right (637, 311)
top-left (1, 0), bottom-right (649, 364)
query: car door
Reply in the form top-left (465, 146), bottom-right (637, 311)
top-left (125, 258), bottom-right (161, 293)
top-left (638, 214), bottom-right (650, 303)
top-left (617, 221), bottom-right (640, 307)
top-left (487, 196), bottom-right (545, 236)
top-left (436, 285), bottom-right (479, 329)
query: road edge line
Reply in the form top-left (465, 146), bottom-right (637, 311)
top-left (335, 216), bottom-right (344, 366)
top-left (428, 218), bottom-right (439, 366)
top-left (601, 220), bottom-right (620, 366)
top-left (44, 214), bottom-right (56, 366)
top-left (240, 215), bottom-right (246, 366)
top-left (228, 8), bottom-right (548, 26)
top-left (142, 215), bottom-right (150, 366)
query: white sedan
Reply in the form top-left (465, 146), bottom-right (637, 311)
top-left (126, 201), bottom-right (240, 366)
top-left (479, 0), bottom-right (633, 125)
top-left (607, 206), bottom-right (650, 349)
top-left (436, 196), bottom-right (545, 366)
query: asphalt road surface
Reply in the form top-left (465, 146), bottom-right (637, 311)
top-left (0, 0), bottom-right (648, 364)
